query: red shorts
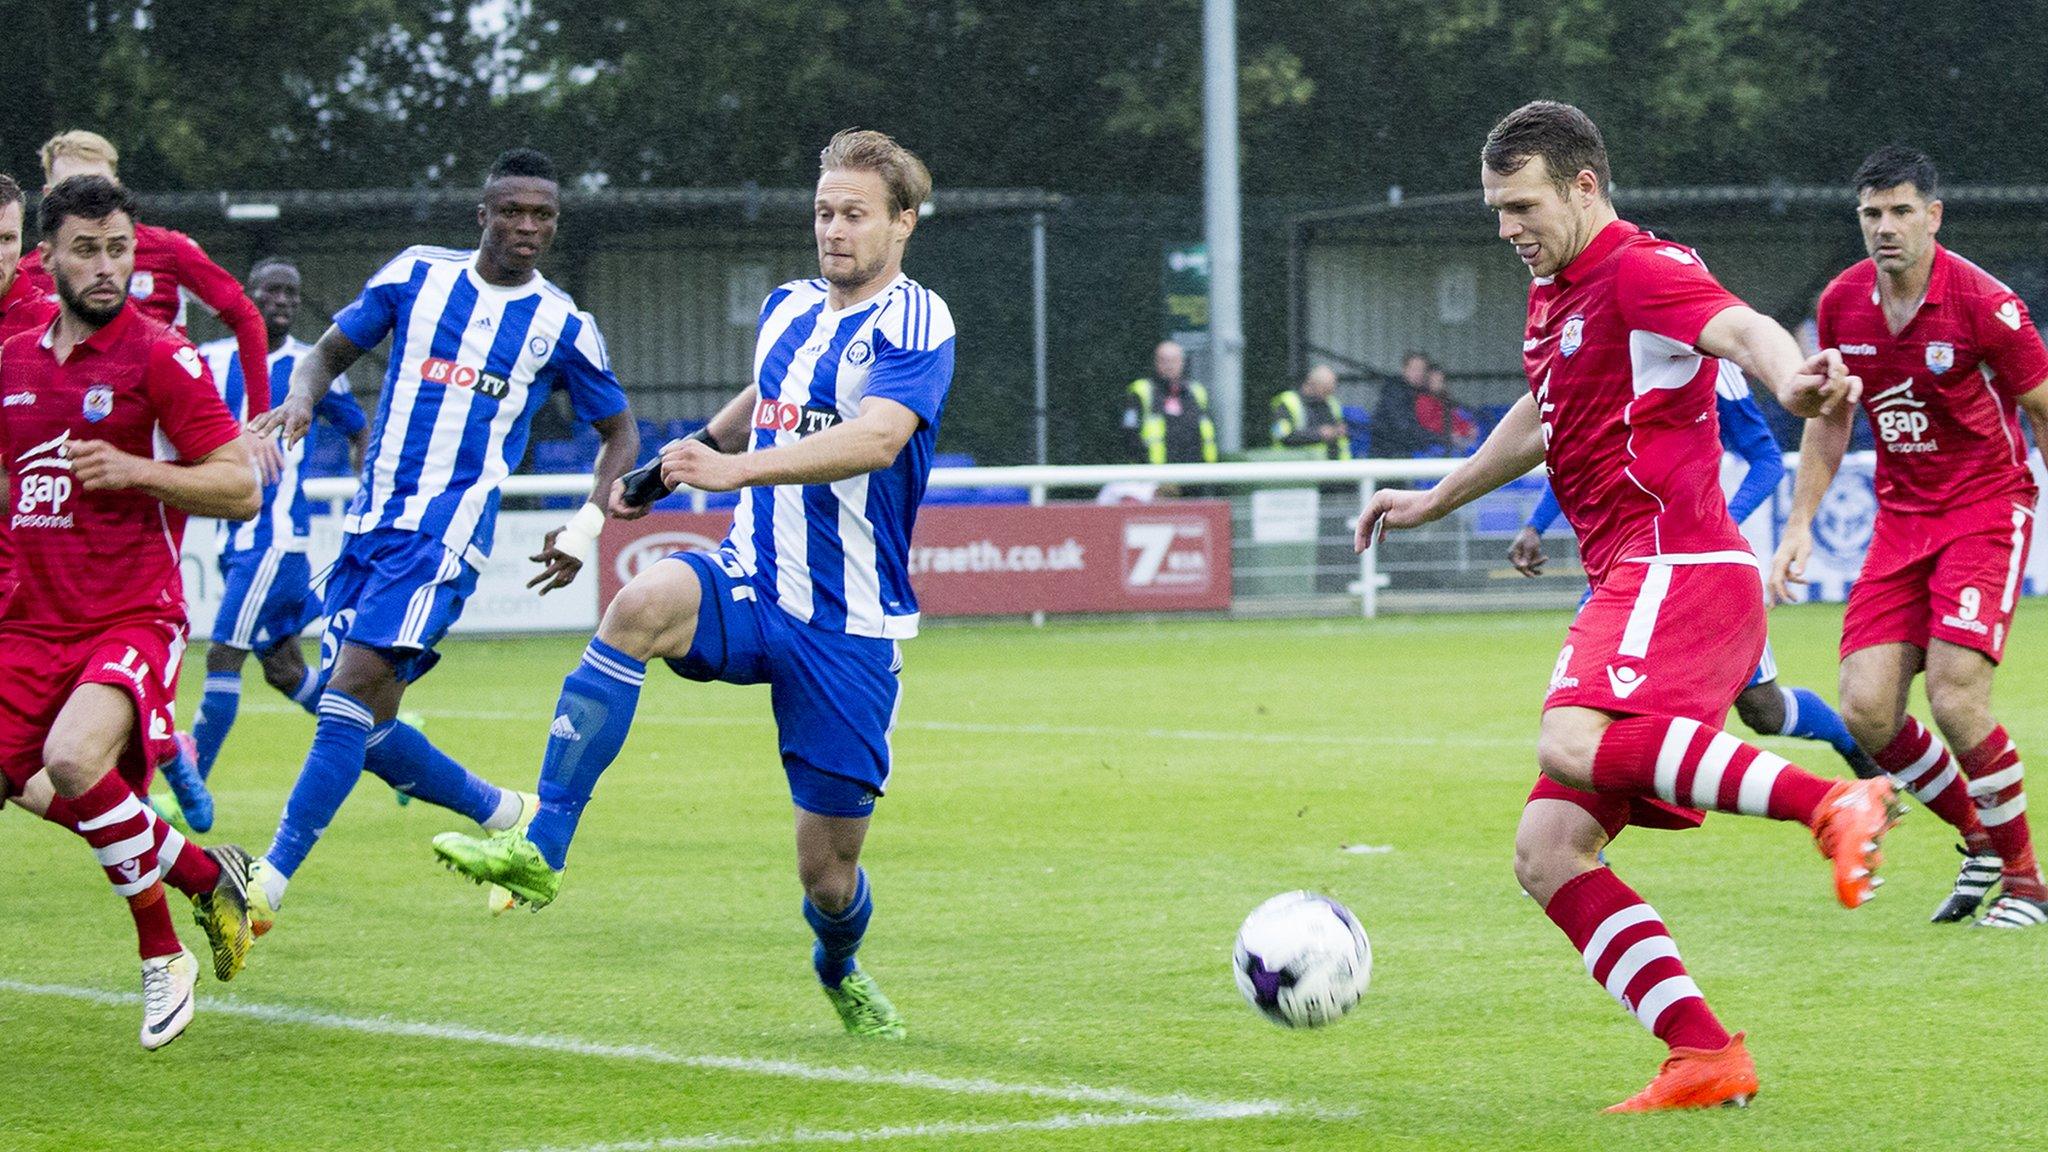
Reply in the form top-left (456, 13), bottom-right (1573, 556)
top-left (1843, 501), bottom-right (2034, 664)
top-left (0, 619), bottom-right (187, 799)
top-left (1535, 558), bottom-right (1767, 837)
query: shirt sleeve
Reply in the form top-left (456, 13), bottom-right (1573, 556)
top-left (164, 230), bottom-right (272, 415)
top-left (1717, 393), bottom-right (1783, 523)
top-left (546, 311), bottom-right (630, 423)
top-left (333, 250), bottom-right (420, 351)
top-left (145, 339), bottom-right (244, 462)
top-left (1526, 483), bottom-right (1562, 533)
top-left (863, 288), bottom-right (956, 428)
top-left (316, 373), bottom-right (370, 437)
top-left (1615, 243), bottom-right (1746, 348)
top-left (1976, 289), bottom-right (2048, 400)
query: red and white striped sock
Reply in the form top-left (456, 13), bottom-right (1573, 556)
top-left (1873, 718), bottom-right (1991, 853)
top-left (1959, 727), bottom-right (2044, 901)
top-left (1591, 716), bottom-right (1835, 824)
top-left (43, 789), bottom-right (222, 897)
top-left (66, 771), bottom-right (182, 959)
top-left (1544, 867), bottom-right (1730, 1051)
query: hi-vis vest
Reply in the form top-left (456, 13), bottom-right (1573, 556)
top-left (1270, 390), bottom-right (1352, 459)
top-left (1128, 377), bottom-right (1218, 464)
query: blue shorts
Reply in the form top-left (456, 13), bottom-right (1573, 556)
top-left (664, 551), bottom-right (902, 818)
top-left (212, 548), bottom-right (321, 653)
top-left (317, 529), bottom-right (479, 684)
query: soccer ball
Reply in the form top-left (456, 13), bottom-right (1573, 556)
top-left (1232, 891), bottom-right (1371, 1028)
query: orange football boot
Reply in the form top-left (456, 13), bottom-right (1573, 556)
top-left (1810, 778), bottom-right (1903, 908)
top-left (1606, 1032), bottom-right (1758, 1113)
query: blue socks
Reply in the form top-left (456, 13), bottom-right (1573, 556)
top-left (526, 639), bottom-right (646, 870)
top-left (192, 673), bottom-right (241, 781)
top-left (804, 868), bottom-right (873, 988)
top-left (265, 690), bottom-right (376, 878)
top-left (289, 666), bottom-right (321, 714)
top-left (1778, 685), bottom-right (1861, 759)
top-left (363, 719), bottom-right (503, 825)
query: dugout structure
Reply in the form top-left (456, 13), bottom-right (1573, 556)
top-left (139, 185), bottom-right (1062, 465)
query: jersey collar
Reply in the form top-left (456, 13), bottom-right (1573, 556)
top-left (1550, 219), bottom-right (1637, 288)
top-left (38, 300), bottom-right (136, 356)
top-left (1868, 243), bottom-right (1951, 310)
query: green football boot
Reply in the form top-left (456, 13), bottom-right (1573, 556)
top-left (433, 827), bottom-right (560, 909)
top-left (148, 789), bottom-right (192, 835)
top-left (486, 792), bottom-right (540, 915)
top-left (822, 969), bottom-right (906, 1040)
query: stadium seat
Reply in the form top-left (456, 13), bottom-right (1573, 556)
top-left (919, 452), bottom-right (1028, 506)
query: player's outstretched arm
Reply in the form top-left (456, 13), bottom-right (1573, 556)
top-left (1356, 393), bottom-right (1544, 553)
top-left (172, 231), bottom-right (273, 415)
top-left (1768, 406), bottom-right (1853, 603)
top-left (1696, 307), bottom-right (1859, 419)
top-left (610, 386), bottom-right (758, 515)
top-left (528, 411), bottom-right (644, 594)
top-left (2018, 381), bottom-right (2048, 468)
top-left (249, 325), bottom-right (366, 444)
top-left (661, 396), bottom-right (919, 493)
top-left (70, 436), bottom-right (260, 521)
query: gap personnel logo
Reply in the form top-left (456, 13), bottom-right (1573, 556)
top-left (1560, 315), bottom-right (1585, 357)
top-left (83, 384), bottom-right (114, 423)
top-left (13, 430), bottom-right (74, 531)
top-left (752, 398), bottom-right (843, 436)
top-left (1925, 342), bottom-right (1955, 374)
top-left (1869, 378), bottom-right (1933, 452)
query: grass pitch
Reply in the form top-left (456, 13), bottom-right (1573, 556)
top-left (2, 606), bottom-right (2044, 1151)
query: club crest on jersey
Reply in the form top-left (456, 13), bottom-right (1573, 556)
top-left (83, 384), bottom-right (114, 423)
top-left (1560, 315), bottom-right (1585, 358)
top-left (128, 272), bottom-right (154, 299)
top-left (845, 340), bottom-right (873, 367)
top-left (1925, 342), bottom-right (1955, 374)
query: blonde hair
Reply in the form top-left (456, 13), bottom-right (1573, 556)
top-left (40, 130), bottom-right (120, 183)
top-left (818, 129), bottom-right (931, 219)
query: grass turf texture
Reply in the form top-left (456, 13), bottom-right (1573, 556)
top-left (2, 605), bottom-right (2044, 1151)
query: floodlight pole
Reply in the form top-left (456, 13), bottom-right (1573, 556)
top-left (1203, 0), bottom-right (1245, 453)
top-left (1032, 210), bottom-right (1049, 465)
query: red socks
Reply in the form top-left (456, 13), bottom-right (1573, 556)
top-left (1873, 718), bottom-right (1992, 853)
top-left (44, 787), bottom-right (221, 897)
top-left (1591, 716), bottom-right (1835, 824)
top-left (1959, 727), bottom-right (2044, 901)
top-left (1544, 868), bottom-right (1730, 1052)
top-left (64, 772), bottom-right (182, 959)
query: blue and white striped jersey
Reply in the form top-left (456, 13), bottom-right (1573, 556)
top-left (201, 334), bottom-right (368, 556)
top-left (725, 274), bottom-right (956, 639)
top-left (332, 246), bottom-right (629, 568)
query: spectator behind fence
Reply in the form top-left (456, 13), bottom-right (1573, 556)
top-left (1368, 351), bottom-right (1432, 457)
top-left (1270, 363), bottom-right (1351, 459)
top-left (1414, 363), bottom-right (1479, 453)
top-left (1122, 339), bottom-right (1217, 464)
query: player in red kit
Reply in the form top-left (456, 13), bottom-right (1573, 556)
top-left (0, 176), bottom-right (262, 1049)
top-left (1773, 147), bottom-right (2048, 929)
top-left (0, 176), bottom-right (24, 330)
top-left (1359, 103), bottom-right (1898, 1112)
top-left (0, 131), bottom-right (270, 416)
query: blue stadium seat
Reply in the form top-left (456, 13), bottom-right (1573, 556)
top-left (919, 452), bottom-right (1027, 506)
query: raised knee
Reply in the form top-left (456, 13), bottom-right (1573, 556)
top-left (1513, 835), bottom-right (1597, 907)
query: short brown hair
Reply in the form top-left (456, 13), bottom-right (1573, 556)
top-left (40, 130), bottom-right (120, 184)
top-left (818, 129), bottom-right (931, 218)
top-left (0, 173), bottom-right (21, 214)
top-left (1482, 101), bottom-right (1610, 200)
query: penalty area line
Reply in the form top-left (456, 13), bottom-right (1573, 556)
top-left (0, 979), bottom-right (1300, 1121)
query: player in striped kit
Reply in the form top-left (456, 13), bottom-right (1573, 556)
top-left (242, 149), bottom-right (641, 932)
top-left (163, 258), bottom-right (371, 833)
top-left (435, 130), bottom-right (952, 1041)
top-left (1361, 103), bottom-right (1898, 1111)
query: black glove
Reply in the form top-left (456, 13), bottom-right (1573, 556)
top-left (619, 427), bottom-right (720, 508)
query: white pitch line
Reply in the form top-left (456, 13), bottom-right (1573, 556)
top-left (506, 1110), bottom-right (1243, 1152)
top-left (238, 702), bottom-right (1526, 750)
top-left (0, 980), bottom-right (1287, 1120)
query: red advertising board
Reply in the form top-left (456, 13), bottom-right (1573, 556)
top-left (598, 501), bottom-right (1233, 616)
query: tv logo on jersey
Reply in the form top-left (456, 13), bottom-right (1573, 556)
top-left (12, 431), bottom-right (74, 530)
top-left (753, 398), bottom-right (842, 437)
top-left (1869, 379), bottom-right (1935, 453)
top-left (421, 357), bottom-right (510, 399)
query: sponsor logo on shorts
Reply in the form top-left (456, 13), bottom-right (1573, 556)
top-left (1548, 645), bottom-right (1579, 692)
top-left (1605, 664), bottom-right (1648, 699)
top-left (1940, 614), bottom-right (1990, 636)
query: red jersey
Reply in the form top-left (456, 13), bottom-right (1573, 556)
top-left (1817, 246), bottom-right (2048, 517)
top-left (0, 305), bottom-right (242, 635)
top-left (0, 223), bottom-right (269, 413)
top-left (1522, 220), bottom-right (1752, 585)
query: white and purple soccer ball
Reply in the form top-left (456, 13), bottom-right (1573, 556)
top-left (1232, 891), bottom-right (1371, 1028)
